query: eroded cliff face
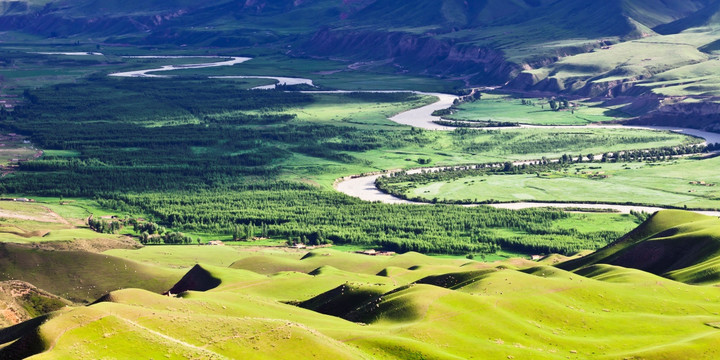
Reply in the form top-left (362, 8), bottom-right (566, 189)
top-left (509, 71), bottom-right (653, 98)
top-left (0, 281), bottom-right (69, 328)
top-left (628, 99), bottom-right (720, 132)
top-left (302, 28), bottom-right (521, 85)
top-left (579, 77), bottom-right (647, 98)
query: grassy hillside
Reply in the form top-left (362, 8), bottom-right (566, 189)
top-left (1, 0), bottom-right (714, 64)
top-left (0, 243), bottom-right (182, 303)
top-left (558, 210), bottom-right (720, 284)
top-left (6, 233), bottom-right (720, 359)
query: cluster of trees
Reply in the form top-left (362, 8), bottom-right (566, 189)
top-left (139, 231), bottom-right (198, 245)
top-left (203, 112), bottom-right (297, 125)
top-left (452, 90), bottom-right (482, 105)
top-left (89, 184), bottom-right (622, 255)
top-left (598, 144), bottom-right (715, 162)
top-left (431, 108), bottom-right (453, 116)
top-left (630, 210), bottom-right (652, 223)
top-left (286, 230), bottom-right (333, 247)
top-left (433, 119), bottom-right (518, 128)
top-left (88, 217), bottom-right (123, 234)
top-left (231, 222), bottom-right (269, 241)
top-left (133, 221), bottom-right (166, 235)
top-left (548, 98), bottom-right (571, 112)
top-left (430, 90), bottom-right (482, 118)
top-left (377, 160), bottom-right (576, 191)
top-left (0, 78), bottom-right (437, 196)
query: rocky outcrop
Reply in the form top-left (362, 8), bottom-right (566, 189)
top-left (579, 77), bottom-right (646, 98)
top-left (0, 281), bottom-right (69, 328)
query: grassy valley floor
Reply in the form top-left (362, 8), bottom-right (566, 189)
top-left (391, 157), bottom-right (720, 209)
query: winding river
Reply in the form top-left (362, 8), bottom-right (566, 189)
top-left (101, 54), bottom-right (720, 216)
top-left (108, 56), bottom-right (315, 89)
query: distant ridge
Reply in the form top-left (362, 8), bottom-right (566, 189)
top-left (654, 0), bottom-right (720, 34)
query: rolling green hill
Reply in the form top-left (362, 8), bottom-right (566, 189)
top-left (6, 225), bottom-right (720, 359)
top-left (558, 210), bottom-right (720, 284)
top-left (0, 243), bottom-right (182, 303)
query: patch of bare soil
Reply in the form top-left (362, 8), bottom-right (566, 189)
top-left (27, 236), bottom-right (141, 253)
top-left (0, 205), bottom-right (70, 225)
top-left (0, 281), bottom-right (71, 327)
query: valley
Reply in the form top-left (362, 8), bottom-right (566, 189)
top-left (2, 0), bottom-right (720, 358)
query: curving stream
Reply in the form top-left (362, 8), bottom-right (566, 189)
top-left (104, 54), bottom-right (720, 216)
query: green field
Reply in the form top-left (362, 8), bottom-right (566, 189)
top-left (0, 63), bottom-right (698, 256)
top-left (445, 93), bottom-right (620, 125)
top-left (283, 125), bottom-right (698, 185)
top-left (393, 157), bottom-right (720, 209)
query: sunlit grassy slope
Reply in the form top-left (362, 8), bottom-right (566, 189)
top-left (8, 212), bottom-right (720, 359)
top-left (559, 210), bottom-right (720, 284)
top-left (0, 243), bottom-right (182, 304)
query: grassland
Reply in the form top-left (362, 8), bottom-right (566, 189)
top-left (444, 93), bottom-right (621, 125)
top-left (395, 157), bottom-right (720, 209)
top-left (0, 134), bottom-right (39, 166)
top-left (560, 210), bottom-right (720, 284)
top-left (0, 200), bottom-right (189, 303)
top-left (9, 218), bottom-right (720, 359)
top-left (0, 242), bottom-right (183, 303)
top-left (281, 125), bottom-right (697, 186)
top-left (0, 199), bottom-right (132, 242)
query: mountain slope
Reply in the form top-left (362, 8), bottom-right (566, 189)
top-left (654, 1), bottom-right (720, 34)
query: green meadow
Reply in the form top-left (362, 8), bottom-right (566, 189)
top-left (445, 93), bottom-right (620, 125)
top-left (160, 54), bottom-right (466, 92)
top-left (396, 157), bottom-right (720, 209)
top-left (520, 28), bottom-right (720, 97)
